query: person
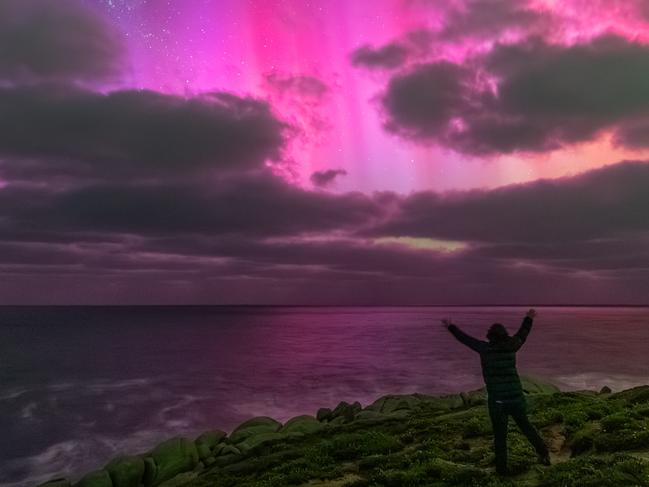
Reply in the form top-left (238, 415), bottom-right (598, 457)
top-left (442, 309), bottom-right (550, 475)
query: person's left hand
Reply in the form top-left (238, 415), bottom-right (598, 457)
top-left (441, 318), bottom-right (453, 330)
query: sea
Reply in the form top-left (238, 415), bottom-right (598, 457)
top-left (1, 306), bottom-right (648, 486)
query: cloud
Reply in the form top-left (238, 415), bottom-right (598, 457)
top-left (0, 0), bottom-right (124, 84)
top-left (351, 43), bottom-right (410, 70)
top-left (0, 85), bottom-right (286, 181)
top-left (439, 0), bottom-right (548, 40)
top-left (372, 160), bottom-right (649, 243)
top-left (264, 73), bottom-right (328, 99)
top-left (380, 34), bottom-right (649, 155)
top-left (310, 169), bottom-right (347, 187)
top-left (0, 170), bottom-right (383, 239)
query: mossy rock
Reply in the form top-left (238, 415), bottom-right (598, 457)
top-left (38, 479), bottom-right (71, 487)
top-left (229, 416), bottom-right (282, 443)
top-left (316, 407), bottom-right (333, 422)
top-left (195, 430), bottom-right (226, 452)
top-left (521, 376), bottom-right (561, 394)
top-left (331, 401), bottom-right (362, 422)
top-left (237, 432), bottom-right (286, 454)
top-left (461, 389), bottom-right (487, 406)
top-left (426, 394), bottom-right (465, 410)
top-left (611, 385), bottom-right (649, 405)
top-left (150, 437), bottom-right (199, 486)
top-left (569, 423), bottom-right (601, 456)
top-left (74, 470), bottom-right (112, 487)
top-left (142, 457), bottom-right (157, 487)
top-left (105, 456), bottom-right (144, 487)
top-left (354, 410), bottom-right (386, 421)
top-left (280, 415), bottom-right (324, 435)
top-left (217, 444), bottom-right (241, 456)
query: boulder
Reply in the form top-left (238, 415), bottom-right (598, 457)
top-left (142, 457), bottom-right (157, 487)
top-left (195, 443), bottom-right (211, 462)
top-left (461, 390), bottom-right (487, 406)
top-left (229, 416), bottom-right (282, 444)
top-left (611, 385), bottom-right (649, 404)
top-left (194, 430), bottom-right (227, 453)
top-left (104, 456), bottom-right (145, 487)
top-left (75, 470), bottom-right (112, 487)
top-left (316, 407), bottom-right (333, 422)
top-left (218, 444), bottom-right (241, 456)
top-left (279, 415), bottom-right (323, 435)
top-left (331, 401), bottom-right (362, 422)
top-left (150, 437), bottom-right (199, 486)
top-left (520, 376), bottom-right (561, 395)
top-left (353, 410), bottom-right (385, 421)
top-left (366, 395), bottom-right (419, 414)
top-left (237, 432), bottom-right (285, 454)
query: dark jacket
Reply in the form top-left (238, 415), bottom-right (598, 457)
top-left (448, 316), bottom-right (533, 403)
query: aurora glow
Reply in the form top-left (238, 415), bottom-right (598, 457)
top-left (84, 0), bottom-right (649, 193)
top-left (2, 0), bottom-right (649, 304)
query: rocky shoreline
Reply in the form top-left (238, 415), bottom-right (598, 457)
top-left (38, 378), bottom-right (649, 487)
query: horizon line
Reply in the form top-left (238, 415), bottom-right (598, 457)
top-left (0, 304), bottom-right (648, 308)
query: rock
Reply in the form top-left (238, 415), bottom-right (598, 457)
top-left (331, 401), bottom-right (362, 422)
top-left (279, 415), bottom-right (323, 435)
top-left (328, 415), bottom-right (348, 426)
top-left (520, 376), bottom-right (561, 394)
top-left (600, 386), bottom-right (612, 394)
top-left (213, 453), bottom-right (242, 467)
top-left (366, 394), bottom-right (419, 414)
top-left (611, 385), bottom-right (649, 404)
top-left (461, 390), bottom-right (487, 406)
top-left (195, 443), bottom-right (211, 462)
top-left (38, 479), bottom-right (71, 487)
top-left (229, 416), bottom-right (282, 444)
top-left (150, 437), bottom-right (199, 486)
top-left (353, 410), bottom-right (385, 421)
top-left (218, 444), bottom-right (241, 456)
top-left (194, 430), bottom-right (227, 453)
top-left (316, 407), bottom-right (333, 422)
top-left (104, 456), bottom-right (145, 487)
top-left (237, 432), bottom-right (285, 454)
top-left (75, 470), bottom-right (112, 487)
top-left (142, 457), bottom-right (157, 487)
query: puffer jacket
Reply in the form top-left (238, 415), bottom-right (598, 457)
top-left (448, 316), bottom-right (533, 402)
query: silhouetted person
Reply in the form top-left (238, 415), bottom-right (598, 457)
top-left (442, 309), bottom-right (550, 475)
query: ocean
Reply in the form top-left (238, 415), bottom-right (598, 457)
top-left (1, 306), bottom-right (648, 486)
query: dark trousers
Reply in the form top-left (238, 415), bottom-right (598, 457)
top-left (488, 399), bottom-right (548, 474)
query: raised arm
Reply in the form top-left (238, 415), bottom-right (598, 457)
top-left (443, 320), bottom-right (487, 353)
top-left (513, 308), bottom-right (536, 348)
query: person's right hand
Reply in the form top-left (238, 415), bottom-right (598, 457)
top-left (526, 308), bottom-right (537, 319)
top-left (441, 318), bottom-right (453, 330)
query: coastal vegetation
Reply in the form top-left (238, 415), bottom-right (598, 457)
top-left (40, 378), bottom-right (649, 487)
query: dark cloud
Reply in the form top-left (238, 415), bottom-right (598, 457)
top-left (373, 160), bottom-right (649, 243)
top-left (2, 159), bottom-right (649, 303)
top-left (351, 43), bottom-right (410, 70)
top-left (0, 0), bottom-right (124, 84)
top-left (264, 73), bottom-right (328, 99)
top-left (0, 170), bottom-right (382, 239)
top-left (382, 61), bottom-right (475, 138)
top-left (0, 85), bottom-right (286, 181)
top-left (440, 0), bottom-right (548, 40)
top-left (380, 34), bottom-right (649, 155)
top-left (310, 169), bottom-right (347, 187)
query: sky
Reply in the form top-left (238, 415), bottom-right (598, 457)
top-left (1, 0), bottom-right (649, 304)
